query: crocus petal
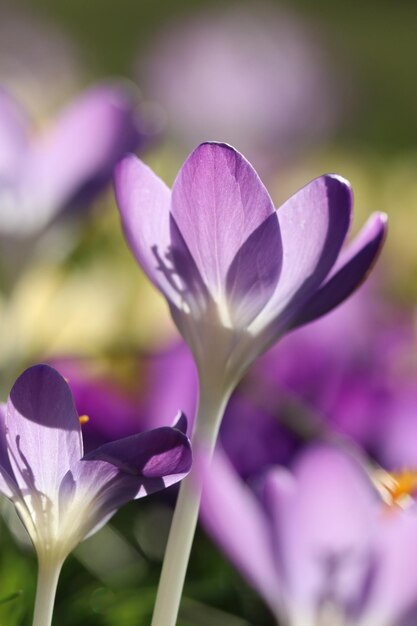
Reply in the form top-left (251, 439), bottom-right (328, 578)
top-left (200, 447), bottom-right (278, 613)
top-left (6, 364), bottom-right (82, 498)
top-left (253, 175), bottom-right (352, 339)
top-left (24, 84), bottom-right (141, 224)
top-left (226, 212), bottom-right (282, 326)
top-left (0, 88), bottom-right (30, 181)
top-left (114, 154), bottom-right (182, 306)
top-left (171, 142), bottom-right (280, 318)
top-left (58, 458), bottom-right (141, 543)
top-left (172, 410), bottom-right (188, 434)
top-left (60, 424), bottom-right (192, 543)
top-left (361, 509), bottom-right (417, 626)
top-left (290, 212), bottom-right (388, 329)
top-left (264, 445), bottom-right (379, 621)
top-left (84, 424), bottom-right (192, 488)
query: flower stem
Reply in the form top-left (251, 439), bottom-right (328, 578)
top-left (150, 386), bottom-right (231, 626)
top-left (32, 557), bottom-right (63, 626)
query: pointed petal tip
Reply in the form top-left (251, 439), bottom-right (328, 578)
top-left (361, 211), bottom-right (388, 251)
top-left (113, 152), bottom-right (140, 186)
top-left (172, 411), bottom-right (188, 434)
top-left (323, 173), bottom-right (353, 212)
top-left (197, 140), bottom-right (237, 150)
top-left (189, 141), bottom-right (250, 166)
top-left (373, 211), bottom-right (389, 232)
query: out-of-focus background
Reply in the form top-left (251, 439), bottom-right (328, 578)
top-left (0, 0), bottom-right (416, 624)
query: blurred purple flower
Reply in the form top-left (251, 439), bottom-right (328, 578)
top-left (115, 142), bottom-right (386, 392)
top-left (0, 364), bottom-right (191, 565)
top-left (139, 7), bottom-right (347, 170)
top-left (376, 383), bottom-right (417, 471)
top-left (51, 357), bottom-right (145, 451)
top-left (269, 300), bottom-right (416, 457)
top-left (0, 83), bottom-right (149, 238)
top-left (201, 444), bottom-right (417, 626)
top-left (141, 342), bottom-right (198, 431)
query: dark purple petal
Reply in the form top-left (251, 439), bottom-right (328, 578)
top-left (290, 212), bottom-right (388, 329)
top-left (171, 142), bottom-right (278, 304)
top-left (6, 364), bottom-right (82, 497)
top-left (200, 448), bottom-right (279, 613)
top-left (114, 154), bottom-right (182, 306)
top-left (226, 212), bottom-right (282, 327)
top-left (256, 175), bottom-right (352, 339)
top-left (84, 426), bottom-right (192, 487)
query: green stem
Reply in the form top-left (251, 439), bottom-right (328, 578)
top-left (32, 556), bottom-right (63, 626)
top-left (150, 385), bottom-right (231, 626)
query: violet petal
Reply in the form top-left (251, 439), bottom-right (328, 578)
top-left (171, 142), bottom-right (279, 309)
top-left (6, 364), bottom-right (83, 498)
top-left (290, 212), bottom-right (387, 329)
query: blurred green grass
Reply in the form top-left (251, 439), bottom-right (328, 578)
top-left (0, 498), bottom-right (275, 625)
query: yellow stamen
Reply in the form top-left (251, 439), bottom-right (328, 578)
top-left (377, 469), bottom-right (417, 508)
top-left (79, 415), bottom-right (90, 425)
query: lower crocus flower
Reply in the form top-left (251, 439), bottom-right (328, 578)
top-left (201, 444), bottom-right (417, 626)
top-left (114, 141), bottom-right (387, 626)
top-left (0, 364), bottom-right (192, 626)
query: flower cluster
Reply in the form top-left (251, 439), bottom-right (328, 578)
top-left (1, 67), bottom-right (407, 626)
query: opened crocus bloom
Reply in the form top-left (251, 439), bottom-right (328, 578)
top-left (0, 83), bottom-right (145, 238)
top-left (0, 364), bottom-right (192, 625)
top-left (201, 445), bottom-right (417, 626)
top-left (115, 141), bottom-right (387, 626)
top-left (115, 142), bottom-right (387, 393)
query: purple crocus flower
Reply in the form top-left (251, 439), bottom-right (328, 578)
top-left (139, 6), bottom-right (345, 171)
top-left (0, 83), bottom-right (146, 239)
top-left (0, 364), bottom-right (191, 625)
top-left (115, 141), bottom-right (387, 392)
top-left (201, 444), bottom-right (417, 626)
top-left (115, 142), bottom-right (387, 626)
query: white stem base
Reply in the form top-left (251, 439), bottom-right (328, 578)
top-left (32, 557), bottom-right (63, 626)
